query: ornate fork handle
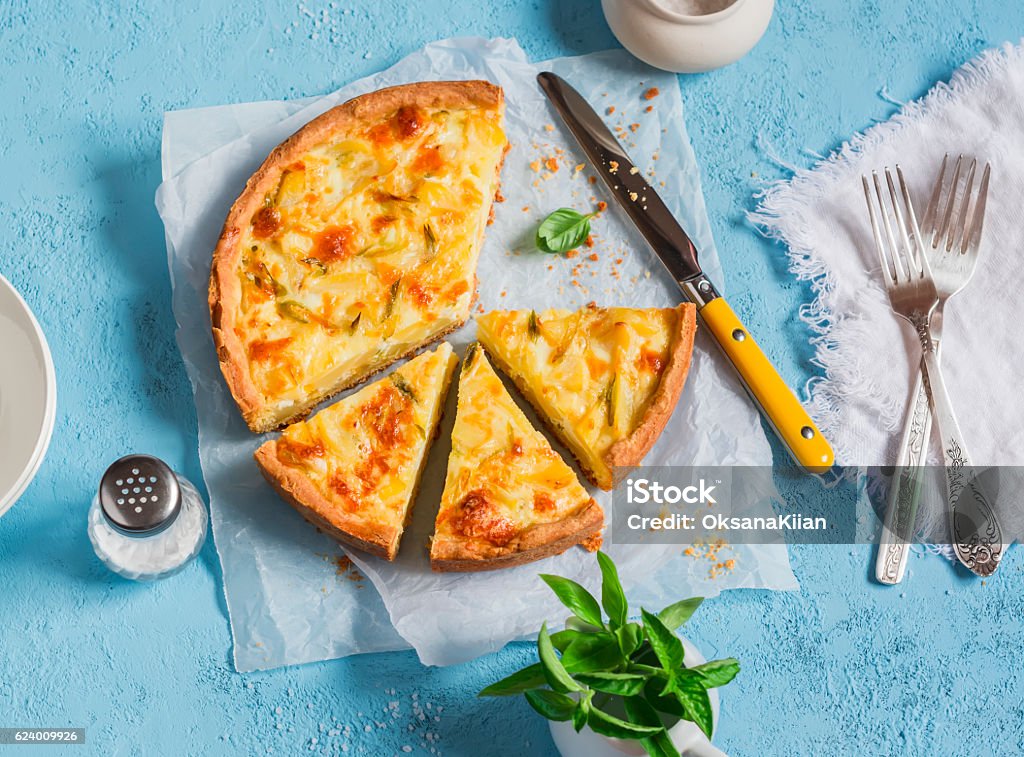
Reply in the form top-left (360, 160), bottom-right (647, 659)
top-left (876, 354), bottom-right (933, 585)
top-left (914, 313), bottom-right (1005, 576)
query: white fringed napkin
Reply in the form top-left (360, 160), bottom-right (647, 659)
top-left (752, 42), bottom-right (1024, 544)
top-left (753, 42), bottom-right (1024, 469)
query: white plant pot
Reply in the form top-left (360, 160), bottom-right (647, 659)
top-left (549, 637), bottom-right (725, 757)
top-left (601, 0), bottom-right (775, 74)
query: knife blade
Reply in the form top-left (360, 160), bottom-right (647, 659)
top-left (538, 71), bottom-right (834, 473)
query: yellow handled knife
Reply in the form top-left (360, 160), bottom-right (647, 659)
top-left (538, 72), bottom-right (833, 473)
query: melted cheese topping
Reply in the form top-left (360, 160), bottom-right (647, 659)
top-left (433, 345), bottom-right (592, 550)
top-left (267, 343), bottom-right (457, 546)
top-left (476, 306), bottom-right (677, 488)
top-left (236, 101), bottom-right (506, 424)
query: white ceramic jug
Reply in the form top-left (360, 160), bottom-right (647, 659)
top-left (601, 0), bottom-right (775, 74)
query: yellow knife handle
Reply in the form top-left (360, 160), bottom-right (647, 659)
top-left (699, 297), bottom-right (834, 472)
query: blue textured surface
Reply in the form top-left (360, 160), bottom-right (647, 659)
top-left (1, 1), bottom-right (1022, 755)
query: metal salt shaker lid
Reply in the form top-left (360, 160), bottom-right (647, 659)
top-left (99, 455), bottom-right (181, 537)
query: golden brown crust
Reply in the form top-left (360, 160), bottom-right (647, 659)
top-left (254, 441), bottom-right (399, 559)
top-left (429, 499), bottom-right (604, 572)
top-left (603, 303), bottom-right (697, 487)
top-left (210, 81), bottom-right (504, 433)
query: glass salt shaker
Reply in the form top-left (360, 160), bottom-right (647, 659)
top-left (87, 454), bottom-right (208, 581)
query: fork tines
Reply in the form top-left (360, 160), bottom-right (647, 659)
top-left (862, 166), bottom-right (928, 287)
top-left (923, 154), bottom-right (992, 255)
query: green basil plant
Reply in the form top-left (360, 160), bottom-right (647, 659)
top-left (479, 551), bottom-right (739, 757)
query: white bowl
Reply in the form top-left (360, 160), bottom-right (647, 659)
top-left (0, 274), bottom-right (56, 518)
top-left (602, 0), bottom-right (775, 74)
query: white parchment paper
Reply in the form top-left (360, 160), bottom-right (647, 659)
top-left (156, 38), bottom-right (797, 671)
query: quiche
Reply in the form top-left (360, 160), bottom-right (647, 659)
top-left (254, 342), bottom-right (458, 560)
top-left (430, 344), bottom-right (603, 572)
top-left (210, 81), bottom-right (508, 432)
top-left (476, 304), bottom-right (697, 490)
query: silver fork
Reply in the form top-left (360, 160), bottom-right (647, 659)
top-left (872, 156), bottom-right (991, 584)
top-left (863, 164), bottom-right (1004, 578)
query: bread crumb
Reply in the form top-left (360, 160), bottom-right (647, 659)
top-left (645, 105), bottom-right (654, 113)
top-left (529, 160), bottom-right (541, 173)
top-left (565, 249), bottom-right (579, 259)
top-left (597, 201), bottom-right (608, 213)
top-left (629, 166), bottom-right (639, 175)
top-left (332, 555), bottom-right (365, 584)
top-left (544, 123), bottom-right (555, 132)
top-left (587, 253), bottom-right (599, 262)
top-left (544, 157), bottom-right (559, 172)
top-left (643, 87), bottom-right (660, 100)
top-left (606, 106), bottom-right (615, 115)
top-left (585, 237), bottom-right (595, 250)
top-left (608, 160), bottom-right (619, 174)
top-left (629, 123), bottom-right (640, 133)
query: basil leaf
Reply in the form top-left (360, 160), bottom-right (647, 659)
top-left (690, 658), bottom-right (740, 689)
top-left (536, 208), bottom-right (594, 253)
top-left (574, 672), bottom-right (646, 697)
top-left (623, 697), bottom-right (680, 757)
top-left (478, 662), bottom-right (546, 696)
top-left (550, 629), bottom-right (583, 653)
top-left (539, 575), bottom-right (603, 628)
top-left (657, 597), bottom-right (703, 630)
top-left (596, 551), bottom-right (628, 629)
top-left (524, 689), bottom-right (576, 722)
top-left (538, 623), bottom-right (582, 694)
top-left (616, 622), bottom-right (644, 657)
top-left (565, 616), bottom-right (603, 634)
top-left (586, 705), bottom-right (662, 740)
top-left (669, 676), bottom-right (714, 739)
top-left (561, 632), bottom-right (623, 673)
top-left (572, 693), bottom-right (591, 732)
top-left (641, 609), bottom-right (685, 673)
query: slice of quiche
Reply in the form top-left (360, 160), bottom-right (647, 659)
top-left (211, 81), bottom-right (508, 432)
top-left (477, 304), bottom-right (697, 490)
top-left (430, 344), bottom-right (603, 572)
top-left (254, 342), bottom-right (458, 560)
